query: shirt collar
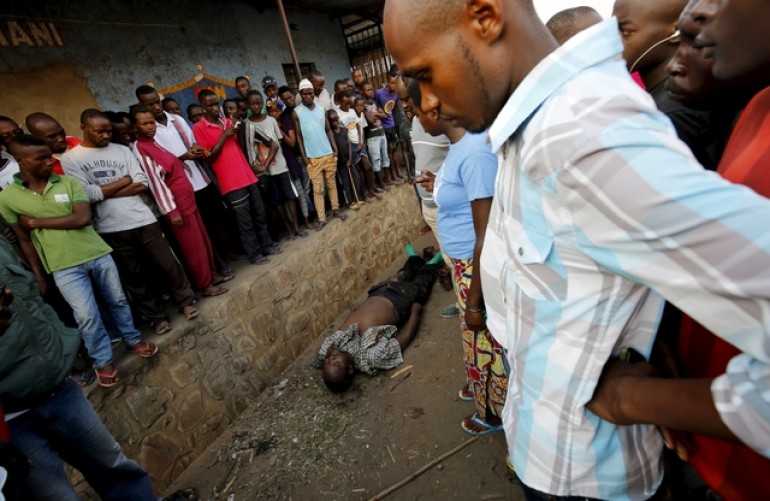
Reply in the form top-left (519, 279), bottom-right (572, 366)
top-left (488, 19), bottom-right (624, 153)
top-left (13, 172), bottom-right (61, 186)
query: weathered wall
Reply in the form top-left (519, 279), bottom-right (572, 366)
top-left (74, 186), bottom-right (423, 493)
top-left (0, 0), bottom-right (351, 135)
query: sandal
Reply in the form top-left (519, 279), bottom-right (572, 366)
top-left (333, 211), bottom-right (348, 221)
top-left (461, 413), bottom-right (504, 436)
top-left (266, 244), bottom-right (282, 255)
top-left (75, 369), bottom-right (96, 387)
top-left (182, 305), bottom-right (199, 319)
top-left (129, 341), bottom-right (159, 358)
top-left (212, 272), bottom-right (235, 285)
top-left (201, 286), bottom-right (227, 297)
top-left (152, 320), bottom-right (172, 335)
top-left (163, 487), bottom-right (199, 501)
top-left (458, 384), bottom-right (474, 402)
top-left (315, 221), bottom-right (327, 231)
top-left (95, 367), bottom-right (120, 388)
top-left (297, 229), bottom-right (310, 238)
top-left (250, 256), bottom-right (269, 265)
top-left (286, 233), bottom-right (297, 241)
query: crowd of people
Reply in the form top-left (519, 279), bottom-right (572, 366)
top-left (0, 65), bottom-right (418, 499)
top-left (2, 0), bottom-right (770, 499)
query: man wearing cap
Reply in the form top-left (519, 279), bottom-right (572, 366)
top-left (262, 76), bottom-right (285, 113)
top-left (292, 78), bottom-right (346, 231)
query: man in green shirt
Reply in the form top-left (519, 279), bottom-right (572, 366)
top-left (0, 134), bottom-right (158, 388)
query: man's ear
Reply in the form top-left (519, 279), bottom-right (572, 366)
top-left (464, 0), bottom-right (505, 45)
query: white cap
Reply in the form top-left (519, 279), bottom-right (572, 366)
top-left (298, 78), bottom-right (313, 91)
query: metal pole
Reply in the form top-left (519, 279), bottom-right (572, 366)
top-left (276, 0), bottom-right (303, 86)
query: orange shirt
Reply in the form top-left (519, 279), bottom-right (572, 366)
top-left (679, 86), bottom-right (770, 501)
top-left (51, 136), bottom-right (82, 175)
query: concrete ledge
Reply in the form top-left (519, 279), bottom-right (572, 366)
top-left (76, 185), bottom-right (424, 493)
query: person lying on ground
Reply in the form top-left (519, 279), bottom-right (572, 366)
top-left (314, 245), bottom-right (443, 393)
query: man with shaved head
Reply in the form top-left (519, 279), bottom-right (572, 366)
top-left (546, 6), bottom-right (603, 45)
top-left (614, 0), bottom-right (717, 169)
top-left (0, 116), bottom-right (21, 188)
top-left (25, 112), bottom-right (81, 175)
top-left (385, 0), bottom-right (770, 499)
top-left (62, 109), bottom-right (198, 337)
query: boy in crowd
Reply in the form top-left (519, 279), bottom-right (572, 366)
top-left (334, 90), bottom-right (369, 205)
top-left (243, 90), bottom-right (307, 239)
top-left (374, 74), bottom-right (406, 185)
top-left (187, 104), bottom-right (204, 125)
top-left (328, 109), bottom-right (362, 210)
top-left (277, 87), bottom-right (314, 229)
top-left (193, 89), bottom-right (279, 265)
top-left (292, 79), bottom-right (347, 231)
top-left (25, 112), bottom-right (81, 176)
top-left (353, 96), bottom-right (379, 199)
top-left (161, 97), bottom-right (182, 116)
top-left (361, 82), bottom-right (390, 192)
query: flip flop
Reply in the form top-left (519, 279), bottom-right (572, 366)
top-left (182, 305), bottom-right (199, 319)
top-left (95, 368), bottom-right (120, 388)
top-left (201, 286), bottom-right (228, 297)
top-left (458, 385), bottom-right (474, 402)
top-left (461, 413), bottom-right (504, 436)
top-left (212, 272), bottom-right (235, 285)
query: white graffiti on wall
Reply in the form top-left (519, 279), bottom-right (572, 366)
top-left (0, 21), bottom-right (63, 47)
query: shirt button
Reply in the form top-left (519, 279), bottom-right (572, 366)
top-left (518, 247), bottom-right (524, 256)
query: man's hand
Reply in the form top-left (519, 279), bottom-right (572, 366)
top-left (2, 226), bottom-right (18, 245)
top-left (414, 170), bottom-right (436, 192)
top-left (170, 215), bottom-right (184, 226)
top-left (18, 215), bottom-right (35, 231)
top-left (587, 358), bottom-right (655, 425)
top-left (222, 126), bottom-right (237, 138)
top-left (356, 143), bottom-right (363, 153)
top-left (0, 286), bottom-right (14, 334)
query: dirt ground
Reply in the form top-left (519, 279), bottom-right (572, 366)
top-left (166, 233), bottom-right (525, 501)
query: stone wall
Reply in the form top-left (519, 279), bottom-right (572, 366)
top-left (76, 185), bottom-right (423, 493)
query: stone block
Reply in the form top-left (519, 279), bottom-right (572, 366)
top-left (139, 431), bottom-right (182, 481)
top-left (199, 295), bottom-right (238, 332)
top-left (201, 364), bottom-right (234, 401)
top-left (178, 390), bottom-right (205, 432)
top-left (126, 387), bottom-right (174, 428)
top-left (169, 360), bottom-right (197, 388)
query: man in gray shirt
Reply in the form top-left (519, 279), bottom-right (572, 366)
top-left (62, 109), bottom-right (198, 334)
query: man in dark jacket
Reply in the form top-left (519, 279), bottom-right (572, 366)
top-left (0, 235), bottom-right (156, 500)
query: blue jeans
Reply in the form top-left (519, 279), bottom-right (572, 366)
top-left (8, 380), bottom-right (156, 501)
top-left (366, 134), bottom-right (389, 173)
top-left (53, 254), bottom-right (142, 369)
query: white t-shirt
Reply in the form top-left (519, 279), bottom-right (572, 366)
top-left (153, 111), bottom-right (209, 191)
top-left (335, 107), bottom-right (366, 145)
top-left (244, 116), bottom-right (288, 176)
top-left (0, 152), bottom-right (19, 189)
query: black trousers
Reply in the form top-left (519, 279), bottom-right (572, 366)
top-left (369, 256), bottom-right (438, 325)
top-left (195, 182), bottom-right (243, 263)
top-left (223, 183), bottom-right (274, 260)
top-left (100, 223), bottom-right (195, 322)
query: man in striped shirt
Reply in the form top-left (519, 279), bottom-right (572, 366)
top-left (384, 1), bottom-right (770, 500)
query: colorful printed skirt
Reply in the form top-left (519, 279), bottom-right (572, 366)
top-left (451, 257), bottom-right (508, 422)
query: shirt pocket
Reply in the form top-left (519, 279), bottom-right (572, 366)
top-left (499, 212), bottom-right (567, 302)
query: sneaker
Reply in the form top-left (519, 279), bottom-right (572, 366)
top-left (439, 304), bottom-right (460, 318)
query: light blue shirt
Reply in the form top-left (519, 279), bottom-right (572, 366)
top-left (434, 132), bottom-right (497, 259)
top-left (295, 103), bottom-right (332, 159)
top-left (482, 19), bottom-right (770, 500)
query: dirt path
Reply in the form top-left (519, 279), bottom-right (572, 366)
top-left (167, 234), bottom-right (524, 501)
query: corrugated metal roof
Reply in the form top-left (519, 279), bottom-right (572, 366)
top-left (283, 0), bottom-right (384, 16)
